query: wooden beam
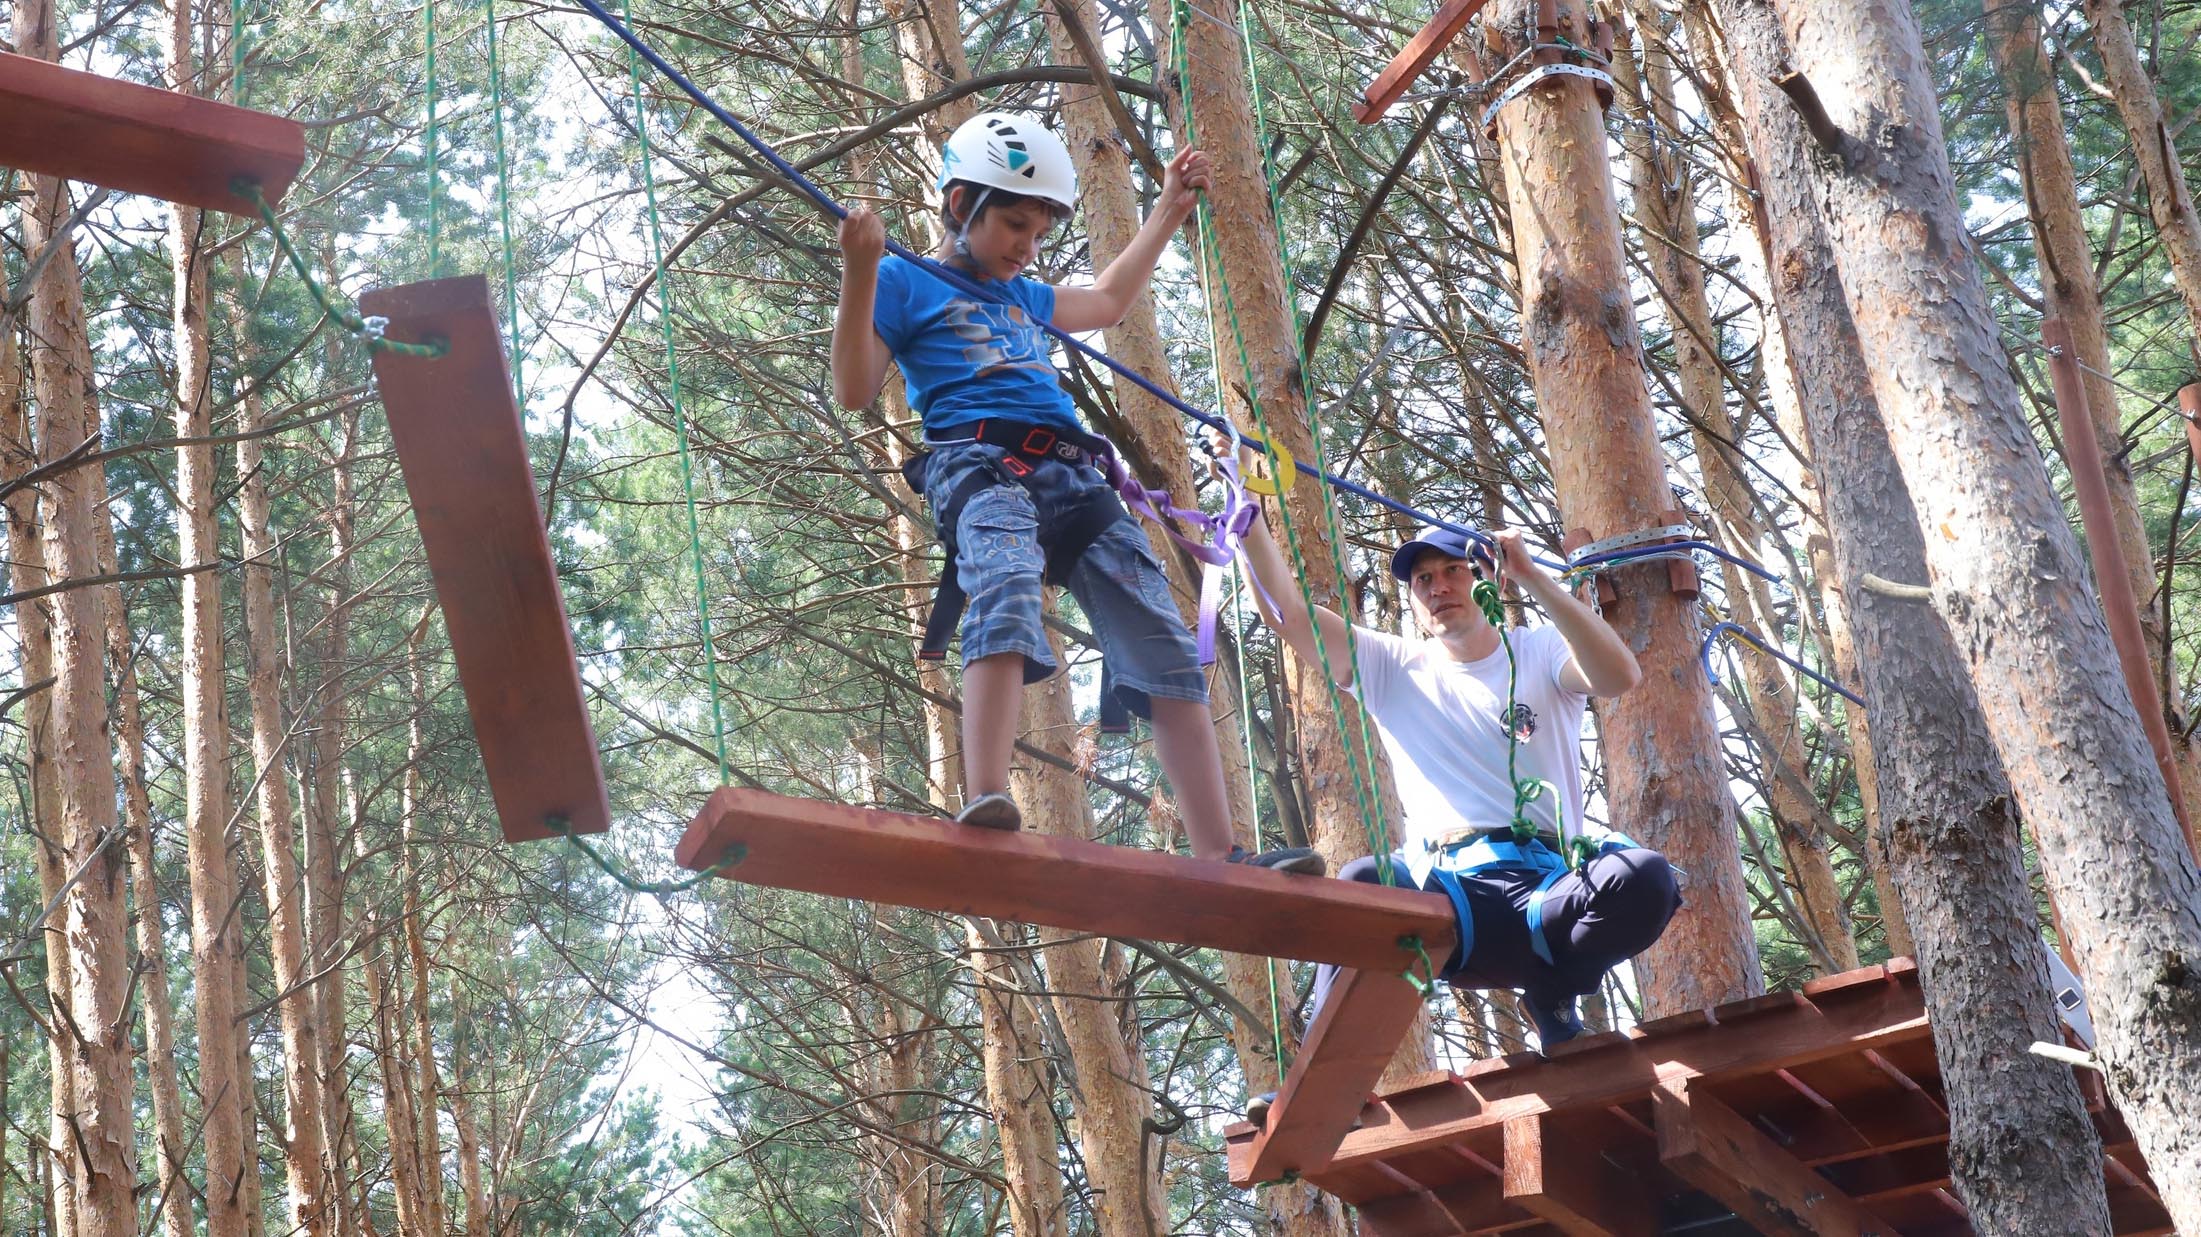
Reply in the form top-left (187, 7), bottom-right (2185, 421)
top-left (1654, 1078), bottom-right (1896, 1236)
top-left (1253, 968), bottom-right (1929, 1181)
top-left (1354, 0), bottom-right (1496, 123)
top-left (359, 275), bottom-right (610, 843)
top-left (0, 51), bottom-right (304, 216)
top-left (679, 787), bottom-right (1457, 970)
top-left (1500, 1110), bottom-right (1656, 1236)
top-left (1235, 967), bottom-right (1429, 1185)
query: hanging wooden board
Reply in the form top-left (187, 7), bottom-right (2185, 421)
top-left (678, 786), bottom-right (1458, 971)
top-left (360, 274), bottom-right (609, 843)
top-left (0, 51), bottom-right (304, 216)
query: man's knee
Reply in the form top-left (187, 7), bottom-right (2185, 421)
top-left (1337, 853), bottom-right (1394, 886)
top-left (1592, 847), bottom-right (1679, 908)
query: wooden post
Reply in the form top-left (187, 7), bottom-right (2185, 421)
top-left (2043, 319), bottom-right (2195, 855)
top-left (1474, 0), bottom-right (1760, 1014)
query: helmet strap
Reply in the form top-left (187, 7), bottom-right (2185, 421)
top-left (951, 185), bottom-right (995, 263)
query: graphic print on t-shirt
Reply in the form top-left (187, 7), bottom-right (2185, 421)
top-left (943, 299), bottom-right (1055, 381)
top-left (1500, 701), bottom-right (1537, 742)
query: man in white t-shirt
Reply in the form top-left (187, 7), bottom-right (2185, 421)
top-left (1238, 507), bottom-right (1680, 1065)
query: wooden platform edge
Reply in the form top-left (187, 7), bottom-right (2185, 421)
top-left (361, 274), bottom-right (610, 843)
top-left (0, 51), bottom-right (304, 215)
top-left (680, 786), bottom-right (1458, 971)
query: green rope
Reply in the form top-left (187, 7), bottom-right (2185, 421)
top-left (237, 181), bottom-right (450, 358)
top-left (485, 0), bottom-right (523, 393)
top-left (546, 815), bottom-right (745, 894)
top-left (424, 0), bottom-right (442, 278)
top-left (625, 0), bottom-right (732, 784)
top-left (1399, 934), bottom-right (1438, 997)
top-left (1233, 562), bottom-right (1292, 1074)
top-left (1171, 0), bottom-right (1394, 888)
top-left (1473, 577), bottom-right (1545, 844)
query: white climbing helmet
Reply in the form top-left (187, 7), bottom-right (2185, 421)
top-left (937, 111), bottom-right (1078, 216)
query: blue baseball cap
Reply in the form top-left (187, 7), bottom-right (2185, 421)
top-left (1390, 527), bottom-right (1493, 582)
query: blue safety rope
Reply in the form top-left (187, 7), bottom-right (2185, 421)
top-left (1700, 621), bottom-right (1864, 706)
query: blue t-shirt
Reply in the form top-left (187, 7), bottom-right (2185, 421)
top-left (873, 255), bottom-right (1080, 436)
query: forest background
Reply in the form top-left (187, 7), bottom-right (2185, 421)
top-left (4, 0), bottom-right (2199, 1231)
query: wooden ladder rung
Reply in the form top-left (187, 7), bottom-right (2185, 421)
top-left (0, 51), bottom-right (304, 216)
top-left (678, 787), bottom-right (1458, 971)
top-left (360, 274), bottom-right (609, 843)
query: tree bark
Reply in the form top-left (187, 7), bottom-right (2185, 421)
top-left (2, 301), bottom-right (80, 1237)
top-left (1471, 0), bottom-right (1761, 1014)
top-left (1044, 7), bottom-right (1356, 1226)
top-left (1016, 647), bottom-right (1165, 1237)
top-left (97, 504), bottom-right (194, 1237)
top-left (1986, 0), bottom-right (2172, 690)
top-left (966, 922), bottom-right (1067, 1236)
top-left (1614, 7), bottom-right (1856, 973)
top-left (1146, 0), bottom-right (1403, 886)
top-left (2080, 0), bottom-right (2201, 360)
top-left (15, 1), bottom-right (145, 1226)
top-left (1728, 0), bottom-right (2165, 1223)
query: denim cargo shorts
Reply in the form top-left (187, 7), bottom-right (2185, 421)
top-left (922, 439), bottom-right (1208, 719)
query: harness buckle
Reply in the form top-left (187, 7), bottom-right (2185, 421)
top-left (1002, 454), bottom-right (1033, 478)
top-left (1020, 427), bottom-right (1057, 456)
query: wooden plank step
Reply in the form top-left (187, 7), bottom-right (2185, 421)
top-left (360, 274), bottom-right (609, 843)
top-left (1237, 966), bottom-right (1428, 1185)
top-left (0, 51), bottom-right (304, 216)
top-left (1353, 0), bottom-right (1496, 123)
top-left (678, 786), bottom-right (1458, 970)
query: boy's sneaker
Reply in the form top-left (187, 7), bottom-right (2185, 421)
top-left (956, 792), bottom-right (1022, 831)
top-left (1524, 992), bottom-right (1584, 1050)
top-left (1224, 844), bottom-right (1326, 877)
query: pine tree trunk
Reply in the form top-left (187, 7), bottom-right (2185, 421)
top-left (2, 304), bottom-right (80, 1237)
top-left (966, 922), bottom-right (1066, 1236)
top-left (1017, 649), bottom-right (1165, 1236)
top-left (1044, 9), bottom-right (1357, 1226)
top-left (1146, 0), bottom-right (1402, 886)
top-left (15, 2), bottom-right (145, 1224)
top-left (1718, 0), bottom-right (2134, 1223)
top-left (96, 510), bottom-right (194, 1237)
top-left (2080, 0), bottom-right (2201, 359)
top-left (1614, 9), bottom-right (1857, 973)
top-left (1472, 0), bottom-right (1761, 1013)
top-left (1986, 0), bottom-right (2170, 677)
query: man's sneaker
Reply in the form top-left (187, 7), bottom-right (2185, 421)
top-left (956, 792), bottom-right (1022, 831)
top-left (1244, 1091), bottom-right (1277, 1126)
top-left (1524, 992), bottom-right (1584, 1050)
top-left (1225, 844), bottom-right (1325, 877)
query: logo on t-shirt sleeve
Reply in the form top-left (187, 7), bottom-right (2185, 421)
top-left (943, 299), bottom-right (1055, 380)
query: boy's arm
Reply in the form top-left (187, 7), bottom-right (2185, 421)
top-left (1051, 148), bottom-right (1212, 333)
top-left (1494, 530), bottom-right (1641, 697)
top-left (1242, 495), bottom-right (1359, 690)
top-left (833, 207), bottom-right (893, 410)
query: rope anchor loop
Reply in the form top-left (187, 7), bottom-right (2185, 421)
top-left (235, 178), bottom-right (451, 359)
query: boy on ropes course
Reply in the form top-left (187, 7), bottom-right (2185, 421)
top-left (831, 111), bottom-right (1320, 876)
top-left (1236, 483), bottom-right (1681, 1072)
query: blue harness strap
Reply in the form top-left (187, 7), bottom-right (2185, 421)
top-left (1426, 867), bottom-right (1477, 976)
top-left (1524, 867), bottom-right (1569, 966)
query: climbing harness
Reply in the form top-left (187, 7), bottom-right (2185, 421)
top-left (1417, 824), bottom-right (1647, 980)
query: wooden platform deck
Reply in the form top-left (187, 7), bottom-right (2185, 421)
top-left (360, 275), bottom-right (609, 843)
top-left (0, 50), bottom-right (304, 215)
top-left (1226, 960), bottom-right (2169, 1236)
top-left (677, 787), bottom-right (1458, 972)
